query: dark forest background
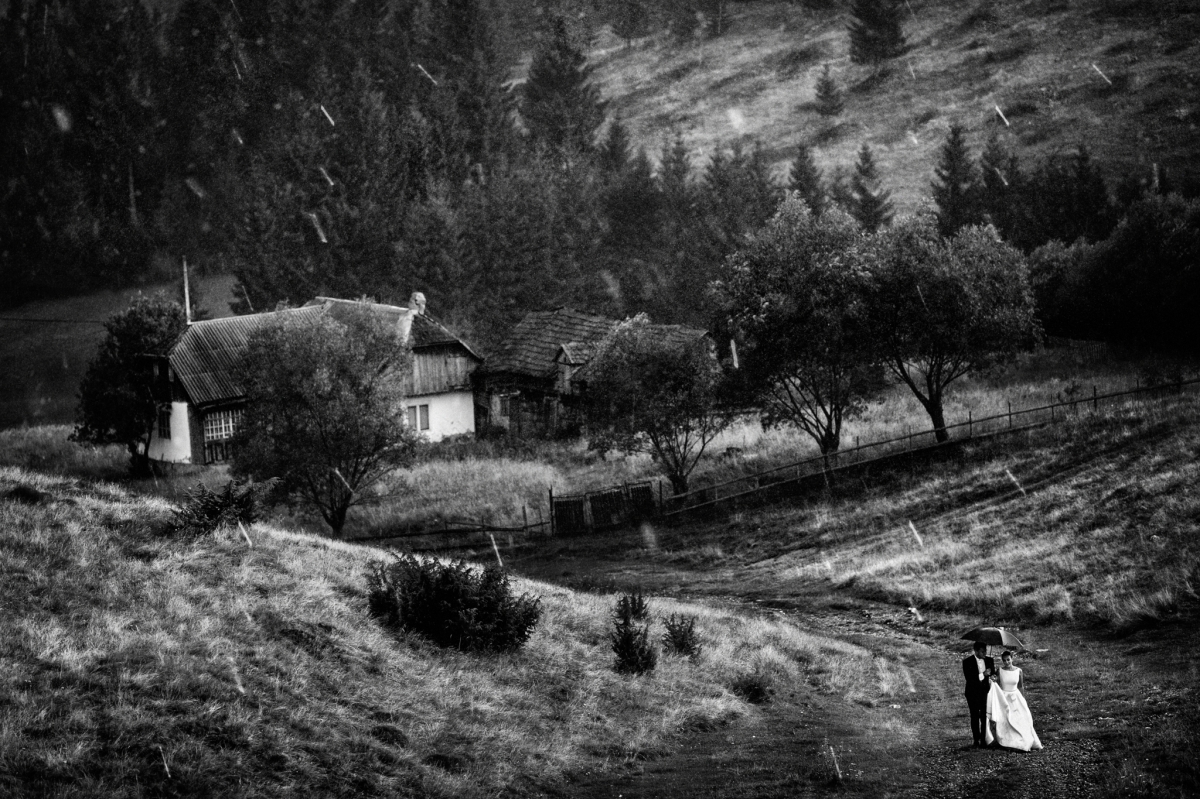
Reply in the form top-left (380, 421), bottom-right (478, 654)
top-left (3, 0), bottom-right (1198, 350)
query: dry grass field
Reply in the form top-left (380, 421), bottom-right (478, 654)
top-left (0, 463), bottom-right (908, 798)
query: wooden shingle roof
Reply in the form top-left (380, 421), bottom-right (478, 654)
top-left (487, 308), bottom-right (617, 380)
top-left (571, 323), bottom-right (711, 384)
top-left (170, 298), bottom-right (480, 407)
top-left (307, 297), bottom-right (480, 358)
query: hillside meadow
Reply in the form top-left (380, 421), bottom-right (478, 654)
top-left (594, 0), bottom-right (1200, 213)
top-left (0, 463), bottom-right (899, 798)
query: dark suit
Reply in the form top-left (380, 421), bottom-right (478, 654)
top-left (963, 654), bottom-right (995, 746)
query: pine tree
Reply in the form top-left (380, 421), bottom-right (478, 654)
top-left (848, 0), bottom-right (906, 67)
top-left (814, 63), bottom-right (844, 118)
top-left (850, 143), bottom-right (893, 232)
top-left (521, 15), bottom-right (606, 153)
top-left (788, 143), bottom-right (826, 216)
top-left (612, 0), bottom-right (649, 46)
top-left (978, 132), bottom-right (1022, 241)
top-left (598, 117), bottom-right (633, 174)
top-left (931, 123), bottom-right (982, 238)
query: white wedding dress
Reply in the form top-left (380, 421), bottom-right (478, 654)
top-left (985, 666), bottom-right (1043, 750)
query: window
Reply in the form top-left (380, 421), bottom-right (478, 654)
top-left (407, 404), bottom-right (430, 431)
top-left (157, 407), bottom-right (171, 440)
top-left (203, 408), bottom-right (243, 464)
top-left (203, 408), bottom-right (242, 442)
top-left (499, 395), bottom-right (511, 416)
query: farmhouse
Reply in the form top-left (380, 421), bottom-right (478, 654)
top-left (147, 294), bottom-right (481, 465)
top-left (481, 307), bottom-right (710, 437)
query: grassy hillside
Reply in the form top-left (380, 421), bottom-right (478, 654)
top-left (0, 464), bottom-right (897, 798)
top-left (592, 0), bottom-right (1200, 212)
top-left (513, 390), bottom-right (1200, 797)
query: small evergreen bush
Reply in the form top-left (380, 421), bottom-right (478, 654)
top-left (661, 613), bottom-right (702, 659)
top-left (365, 556), bottom-right (541, 653)
top-left (613, 591), bottom-right (650, 624)
top-left (169, 479), bottom-right (273, 537)
top-left (611, 592), bottom-right (656, 675)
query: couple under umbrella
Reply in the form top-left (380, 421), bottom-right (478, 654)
top-left (961, 626), bottom-right (1043, 751)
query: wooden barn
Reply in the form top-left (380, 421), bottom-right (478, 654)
top-left (481, 307), bottom-right (710, 438)
top-left (146, 293), bottom-right (482, 466)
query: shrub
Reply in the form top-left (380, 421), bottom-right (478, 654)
top-left (611, 617), bottom-right (657, 675)
top-left (168, 479), bottom-right (274, 537)
top-left (729, 666), bottom-right (774, 704)
top-left (613, 591), bottom-right (651, 624)
top-left (611, 591), bottom-right (656, 674)
top-left (365, 556), bottom-right (541, 653)
top-left (661, 613), bottom-right (702, 659)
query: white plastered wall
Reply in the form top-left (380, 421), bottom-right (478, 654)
top-left (409, 391), bottom-right (475, 442)
top-left (147, 402), bottom-right (193, 464)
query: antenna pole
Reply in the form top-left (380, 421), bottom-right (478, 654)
top-left (183, 258), bottom-right (193, 325)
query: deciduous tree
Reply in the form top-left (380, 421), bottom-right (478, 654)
top-left (717, 197), bottom-right (879, 454)
top-left (234, 307), bottom-right (419, 535)
top-left (867, 217), bottom-right (1037, 442)
top-left (582, 316), bottom-right (730, 494)
top-left (73, 295), bottom-right (187, 476)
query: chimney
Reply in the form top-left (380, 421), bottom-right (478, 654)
top-left (397, 291), bottom-right (426, 344)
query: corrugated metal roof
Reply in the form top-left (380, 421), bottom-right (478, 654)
top-left (171, 298), bottom-right (481, 407)
top-left (170, 306), bottom-right (324, 406)
top-left (487, 308), bottom-right (618, 380)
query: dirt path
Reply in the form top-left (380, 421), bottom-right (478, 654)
top-left (544, 602), bottom-right (1109, 798)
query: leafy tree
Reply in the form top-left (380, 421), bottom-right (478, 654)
top-left (850, 143), bottom-right (893, 232)
top-left (717, 197), bottom-right (879, 454)
top-left (788, 143), bottom-right (826, 216)
top-left (73, 295), bottom-right (188, 476)
top-left (521, 15), bottom-right (606, 153)
top-left (1046, 194), bottom-right (1200, 352)
top-left (814, 63), bottom-right (844, 118)
top-left (848, 0), bottom-right (906, 67)
top-left (234, 307), bottom-right (419, 535)
top-left (583, 316), bottom-right (731, 494)
top-left (867, 217), bottom-right (1038, 442)
top-left (931, 123), bottom-right (983, 238)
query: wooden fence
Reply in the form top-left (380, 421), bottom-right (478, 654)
top-left (355, 376), bottom-right (1199, 550)
top-left (554, 376), bottom-right (1200, 529)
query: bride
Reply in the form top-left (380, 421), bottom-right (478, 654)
top-left (985, 650), bottom-right (1043, 751)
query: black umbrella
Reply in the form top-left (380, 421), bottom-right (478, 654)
top-left (961, 626), bottom-right (1024, 649)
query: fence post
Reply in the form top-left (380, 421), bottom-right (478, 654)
top-left (968, 410), bottom-right (973, 438)
top-left (522, 505), bottom-right (528, 532)
top-left (1008, 400), bottom-right (1012, 429)
top-left (658, 479), bottom-right (663, 514)
top-left (548, 486), bottom-right (555, 537)
top-left (1093, 385), bottom-right (1097, 412)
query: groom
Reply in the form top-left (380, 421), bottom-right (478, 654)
top-left (962, 641), bottom-right (995, 748)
